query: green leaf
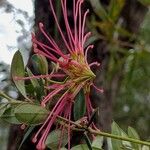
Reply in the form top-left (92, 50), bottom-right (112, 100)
top-left (71, 144), bottom-right (88, 150)
top-left (120, 129), bottom-right (132, 149)
top-left (60, 148), bottom-right (68, 150)
top-left (2, 106), bottom-right (21, 124)
top-left (14, 103), bottom-right (48, 125)
top-left (107, 138), bottom-right (113, 150)
top-left (26, 68), bottom-right (45, 101)
top-left (74, 89), bottom-right (86, 121)
top-left (11, 50), bottom-right (27, 98)
top-left (45, 129), bottom-right (68, 150)
top-left (111, 122), bottom-right (122, 150)
top-left (89, 0), bottom-right (108, 20)
top-left (111, 122), bottom-right (133, 149)
top-left (142, 145), bottom-right (150, 150)
top-left (0, 103), bottom-right (8, 117)
top-left (31, 54), bottom-right (48, 75)
top-left (26, 68), bottom-right (40, 88)
top-left (128, 127), bottom-right (141, 150)
top-left (108, 0), bottom-right (125, 21)
top-left (92, 136), bottom-right (103, 149)
top-left (138, 0), bottom-right (150, 6)
top-left (18, 126), bottom-right (35, 150)
top-left (128, 127), bottom-right (140, 140)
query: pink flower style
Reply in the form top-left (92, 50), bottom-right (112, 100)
top-left (18, 0), bottom-right (103, 149)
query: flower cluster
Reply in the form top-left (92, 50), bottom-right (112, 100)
top-left (24, 0), bottom-right (103, 149)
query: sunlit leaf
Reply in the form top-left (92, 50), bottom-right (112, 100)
top-left (92, 136), bottom-right (103, 149)
top-left (128, 126), bottom-right (141, 150)
top-left (111, 122), bottom-right (122, 149)
top-left (142, 145), bottom-right (150, 150)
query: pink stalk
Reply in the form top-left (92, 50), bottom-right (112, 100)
top-left (85, 93), bottom-right (93, 119)
top-left (92, 84), bottom-right (104, 93)
top-left (89, 62), bottom-right (100, 67)
top-left (45, 83), bottom-right (68, 89)
top-left (32, 46), bottom-right (60, 63)
top-left (14, 73), bottom-right (65, 81)
top-left (78, 0), bottom-right (84, 51)
top-left (81, 9), bottom-right (89, 48)
top-left (85, 45), bottom-right (94, 61)
top-left (61, 0), bottom-right (75, 51)
top-left (33, 37), bottom-right (68, 59)
top-left (36, 98), bottom-right (68, 150)
top-left (32, 90), bottom-right (70, 144)
top-left (49, 0), bottom-right (72, 53)
top-left (32, 28), bottom-right (62, 57)
top-left (41, 85), bottom-right (66, 107)
top-left (83, 32), bottom-right (91, 45)
top-left (58, 125), bottom-right (66, 149)
top-left (67, 104), bottom-right (71, 150)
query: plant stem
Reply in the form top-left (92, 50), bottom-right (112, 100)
top-left (0, 91), bottom-right (15, 102)
top-left (56, 115), bottom-right (150, 147)
top-left (89, 128), bottom-right (150, 147)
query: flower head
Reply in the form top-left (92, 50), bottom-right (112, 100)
top-left (19, 0), bottom-right (103, 149)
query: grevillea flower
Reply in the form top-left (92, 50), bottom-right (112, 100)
top-left (17, 0), bottom-right (103, 149)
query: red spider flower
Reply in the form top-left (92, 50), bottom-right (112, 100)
top-left (18, 0), bottom-right (103, 149)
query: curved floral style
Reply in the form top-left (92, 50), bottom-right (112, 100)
top-left (23, 0), bottom-right (103, 149)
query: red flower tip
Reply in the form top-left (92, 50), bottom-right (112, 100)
top-left (32, 137), bottom-right (37, 143)
top-left (39, 22), bottom-right (44, 28)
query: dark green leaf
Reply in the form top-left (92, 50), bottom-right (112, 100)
top-left (83, 133), bottom-right (92, 150)
top-left (26, 68), bottom-right (45, 101)
top-left (74, 89), bottom-right (86, 121)
top-left (87, 108), bottom-right (99, 127)
top-left (138, 0), bottom-right (150, 6)
top-left (14, 103), bottom-right (48, 125)
top-left (108, 0), bottom-right (125, 21)
top-left (45, 129), bottom-right (68, 150)
top-left (71, 144), bottom-right (88, 150)
top-left (11, 50), bottom-right (27, 98)
top-left (31, 54), bottom-right (48, 75)
top-left (89, 0), bottom-right (108, 20)
top-left (26, 68), bottom-right (40, 89)
top-left (18, 126), bottom-right (35, 150)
